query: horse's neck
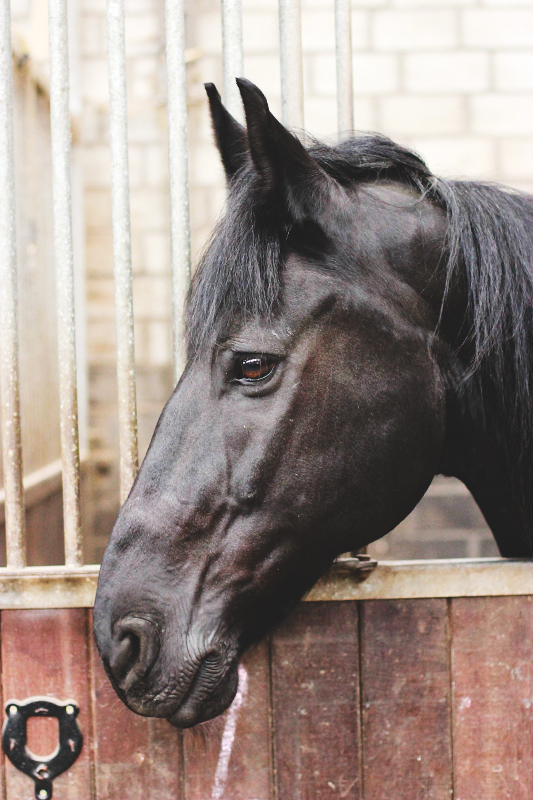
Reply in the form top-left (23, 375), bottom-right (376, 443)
top-left (440, 378), bottom-right (533, 558)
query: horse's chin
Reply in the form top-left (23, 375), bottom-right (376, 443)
top-left (166, 660), bottom-right (240, 729)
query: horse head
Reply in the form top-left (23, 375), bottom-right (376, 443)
top-left (94, 80), bottom-right (451, 727)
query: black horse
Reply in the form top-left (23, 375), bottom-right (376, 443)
top-left (94, 79), bottom-right (533, 728)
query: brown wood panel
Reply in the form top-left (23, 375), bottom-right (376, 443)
top-left (271, 601), bottom-right (360, 800)
top-left (1, 608), bottom-right (93, 800)
top-left (88, 617), bottom-right (181, 800)
top-left (361, 599), bottom-right (452, 800)
top-left (182, 640), bottom-right (272, 800)
top-left (452, 595), bottom-right (533, 800)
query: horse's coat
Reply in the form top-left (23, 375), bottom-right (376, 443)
top-left (94, 80), bottom-right (533, 728)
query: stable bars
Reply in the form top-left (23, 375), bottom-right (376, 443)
top-left (222, 0), bottom-right (245, 123)
top-left (107, 0), bottom-right (139, 504)
top-left (279, 0), bottom-right (304, 130)
top-left (0, 0), bottom-right (26, 569)
top-left (335, 0), bottom-right (354, 134)
top-left (165, 0), bottom-right (191, 381)
top-left (0, 0), bottom-right (355, 573)
top-left (48, 0), bottom-right (83, 567)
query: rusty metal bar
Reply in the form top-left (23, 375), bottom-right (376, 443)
top-left (107, 0), bottom-right (139, 502)
top-left (165, 0), bottom-right (191, 382)
top-left (279, 0), bottom-right (304, 129)
top-left (335, 0), bottom-right (353, 135)
top-left (222, 0), bottom-right (244, 123)
top-left (0, 0), bottom-right (26, 568)
top-left (48, 0), bottom-right (83, 567)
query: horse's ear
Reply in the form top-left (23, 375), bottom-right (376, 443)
top-left (236, 78), bottom-right (340, 222)
top-left (205, 83), bottom-right (248, 181)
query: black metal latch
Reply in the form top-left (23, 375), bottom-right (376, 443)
top-left (2, 697), bottom-right (83, 800)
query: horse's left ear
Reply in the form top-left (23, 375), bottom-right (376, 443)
top-left (236, 78), bottom-right (342, 223)
top-left (205, 83), bottom-right (248, 182)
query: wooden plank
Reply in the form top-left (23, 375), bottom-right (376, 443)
top-left (1, 608), bottom-right (93, 800)
top-left (88, 613), bottom-right (182, 800)
top-left (361, 599), bottom-right (452, 800)
top-left (182, 640), bottom-right (272, 800)
top-left (452, 596), bottom-right (533, 800)
top-left (271, 601), bottom-right (360, 800)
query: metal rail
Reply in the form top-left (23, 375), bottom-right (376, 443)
top-left (107, 0), bottom-right (139, 504)
top-left (335, 0), bottom-right (354, 135)
top-left (222, 0), bottom-right (244, 123)
top-left (48, 0), bottom-right (83, 567)
top-left (0, 560), bottom-right (529, 610)
top-left (165, 0), bottom-right (191, 382)
top-left (279, 0), bottom-right (304, 129)
top-left (0, 0), bottom-right (26, 569)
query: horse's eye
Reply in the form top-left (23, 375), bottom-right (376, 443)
top-left (237, 355), bottom-right (276, 382)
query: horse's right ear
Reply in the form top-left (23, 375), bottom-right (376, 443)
top-left (205, 83), bottom-right (248, 181)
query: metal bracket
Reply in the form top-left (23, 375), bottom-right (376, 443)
top-left (2, 697), bottom-right (83, 800)
top-left (334, 554), bottom-right (378, 580)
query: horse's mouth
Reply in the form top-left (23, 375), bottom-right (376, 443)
top-left (166, 658), bottom-right (239, 728)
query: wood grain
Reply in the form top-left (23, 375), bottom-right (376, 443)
top-left (271, 601), bottom-right (361, 800)
top-left (88, 614), bottom-right (181, 800)
top-left (360, 599), bottom-right (452, 800)
top-left (182, 640), bottom-right (273, 800)
top-left (452, 595), bottom-right (533, 800)
top-left (1, 608), bottom-right (93, 800)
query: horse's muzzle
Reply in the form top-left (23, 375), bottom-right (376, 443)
top-left (166, 655), bottom-right (240, 728)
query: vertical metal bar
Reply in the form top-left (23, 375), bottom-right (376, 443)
top-left (0, 0), bottom-right (26, 568)
top-left (279, 0), bottom-right (304, 129)
top-left (48, 0), bottom-right (83, 566)
top-left (107, 0), bottom-right (139, 503)
top-left (222, 0), bottom-right (244, 123)
top-left (165, 0), bottom-right (191, 382)
top-left (335, 0), bottom-right (354, 135)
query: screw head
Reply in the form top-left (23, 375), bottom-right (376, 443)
top-left (65, 705), bottom-right (75, 715)
top-left (8, 705), bottom-right (17, 716)
top-left (38, 790), bottom-right (49, 799)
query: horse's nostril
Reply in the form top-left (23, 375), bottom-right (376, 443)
top-left (109, 617), bottom-right (160, 693)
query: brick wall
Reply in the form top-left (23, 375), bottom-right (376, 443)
top-left (77, 0), bottom-right (532, 559)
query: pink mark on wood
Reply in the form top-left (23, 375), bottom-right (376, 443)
top-left (210, 664), bottom-right (249, 800)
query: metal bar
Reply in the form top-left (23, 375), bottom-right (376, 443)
top-left (0, 565), bottom-right (100, 609)
top-left (334, 0), bottom-right (353, 135)
top-left (221, 0), bottom-right (244, 123)
top-left (107, 0), bottom-right (139, 502)
top-left (165, 0), bottom-right (191, 381)
top-left (279, 0), bottom-right (304, 129)
top-left (0, 0), bottom-right (26, 568)
top-left (48, 0), bottom-right (83, 567)
top-left (307, 558), bottom-right (533, 602)
top-left (0, 559), bottom-right (528, 610)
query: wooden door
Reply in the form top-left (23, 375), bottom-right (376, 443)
top-left (1, 596), bottom-right (532, 799)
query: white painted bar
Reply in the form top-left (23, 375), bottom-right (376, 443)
top-left (0, 560), bottom-right (529, 610)
top-left (0, 566), bottom-right (99, 609)
top-left (335, 0), bottom-right (354, 135)
top-left (48, 0), bottom-right (83, 567)
top-left (0, 1), bottom-right (26, 569)
top-left (107, 0), bottom-right (139, 502)
top-left (222, 0), bottom-right (244, 123)
top-left (279, 0), bottom-right (304, 129)
top-left (165, 0), bottom-right (191, 382)
top-left (308, 558), bottom-right (533, 601)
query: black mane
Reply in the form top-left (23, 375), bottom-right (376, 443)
top-left (187, 133), bottom-right (533, 447)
